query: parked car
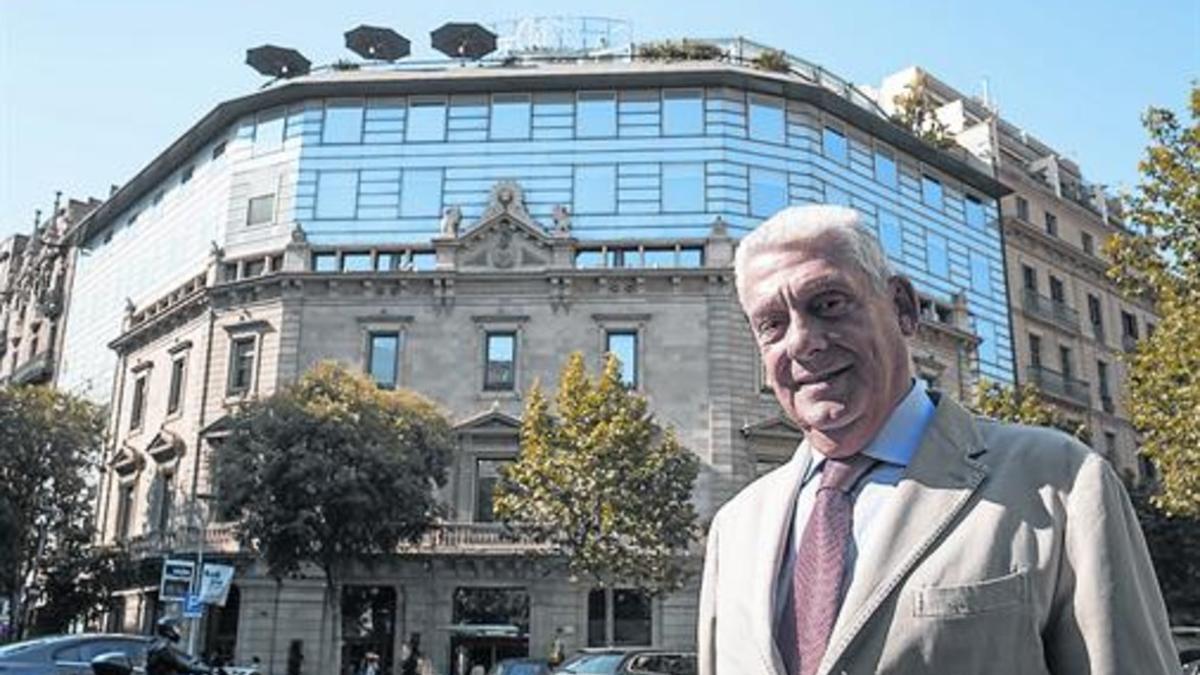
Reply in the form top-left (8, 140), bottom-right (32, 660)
top-left (553, 648), bottom-right (696, 675)
top-left (487, 657), bottom-right (552, 675)
top-left (0, 634), bottom-right (149, 675)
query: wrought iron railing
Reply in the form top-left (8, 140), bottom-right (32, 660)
top-left (1027, 365), bottom-right (1091, 407)
top-left (1022, 289), bottom-right (1080, 332)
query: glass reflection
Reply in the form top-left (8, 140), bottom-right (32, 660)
top-left (878, 210), bottom-right (903, 259)
top-left (921, 175), bottom-right (943, 209)
top-left (750, 168), bottom-right (787, 217)
top-left (316, 172), bottom-right (358, 219)
top-left (323, 103), bottom-right (364, 144)
top-left (368, 333), bottom-right (399, 389)
top-left (606, 331), bottom-right (638, 387)
top-left (662, 163), bottom-right (704, 212)
top-left (663, 90), bottom-right (704, 136)
top-left (342, 253), bottom-right (372, 272)
top-left (406, 99), bottom-right (447, 141)
top-left (965, 196), bottom-right (986, 228)
top-left (577, 92), bottom-right (617, 138)
top-left (874, 150), bottom-right (897, 188)
top-left (822, 126), bottom-right (848, 163)
top-left (749, 97), bottom-right (785, 143)
top-left (574, 165), bottom-right (616, 214)
top-left (927, 233), bottom-right (948, 276)
top-left (970, 252), bottom-right (991, 293)
top-left (254, 109), bottom-right (285, 156)
top-left (491, 94), bottom-right (532, 140)
top-left (401, 170), bottom-right (443, 217)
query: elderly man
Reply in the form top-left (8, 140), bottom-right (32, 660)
top-left (698, 205), bottom-right (1175, 674)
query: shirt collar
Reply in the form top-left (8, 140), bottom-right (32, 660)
top-left (800, 378), bottom-right (937, 485)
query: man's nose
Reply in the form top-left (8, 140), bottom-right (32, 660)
top-left (784, 314), bottom-right (827, 362)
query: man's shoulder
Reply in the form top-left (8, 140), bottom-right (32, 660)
top-left (711, 460), bottom-right (797, 530)
top-left (969, 413), bottom-right (1110, 487)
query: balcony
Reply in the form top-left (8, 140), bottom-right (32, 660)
top-left (404, 522), bottom-right (554, 555)
top-left (1027, 365), bottom-right (1091, 407)
top-left (1122, 334), bottom-right (1140, 352)
top-left (1022, 289), bottom-right (1080, 332)
top-left (122, 522), bottom-right (239, 559)
top-left (10, 350), bottom-right (53, 385)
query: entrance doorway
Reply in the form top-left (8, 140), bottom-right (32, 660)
top-left (448, 587), bottom-right (530, 674)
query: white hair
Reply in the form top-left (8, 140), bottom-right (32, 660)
top-left (734, 204), bottom-right (894, 300)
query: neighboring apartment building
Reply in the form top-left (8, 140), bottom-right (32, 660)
top-left (80, 31), bottom-right (1008, 673)
top-left (878, 67), bottom-right (1156, 481)
top-left (0, 194), bottom-right (99, 386)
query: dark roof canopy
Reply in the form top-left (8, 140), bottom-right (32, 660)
top-left (245, 45), bottom-right (311, 78)
top-left (344, 25), bottom-right (410, 61)
top-left (430, 22), bottom-right (497, 60)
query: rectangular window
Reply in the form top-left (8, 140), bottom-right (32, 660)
top-left (577, 92), bottom-right (617, 138)
top-left (474, 458), bottom-right (511, 522)
top-left (662, 90), bottom-right (704, 136)
top-left (367, 332), bottom-right (400, 389)
top-left (588, 588), bottom-right (651, 647)
top-left (1029, 333), bottom-right (1043, 369)
top-left (322, 102), bottom-right (364, 144)
top-left (1049, 275), bottom-right (1065, 303)
top-left (313, 253), bottom-right (339, 272)
top-left (254, 109), bottom-right (285, 155)
top-left (484, 332), bottom-right (516, 391)
top-left (965, 196), bottom-right (986, 229)
top-left (1045, 211), bottom-right (1058, 237)
top-left (400, 169), bottom-right (443, 217)
top-left (1097, 360), bottom-right (1110, 398)
top-left (246, 193), bottom-right (276, 226)
top-left (316, 172), bottom-right (359, 219)
top-left (874, 149), bottom-right (897, 187)
top-left (574, 165), bottom-right (616, 214)
top-left (878, 210), bottom-right (902, 259)
top-left (1022, 264), bottom-right (1037, 291)
top-left (341, 253), bottom-right (371, 272)
top-left (130, 375), bottom-right (147, 430)
top-left (244, 259), bottom-right (265, 277)
top-left (921, 175), bottom-right (943, 209)
top-left (1060, 346), bottom-right (1073, 379)
top-left (211, 140), bottom-right (226, 159)
top-left (1081, 231), bottom-right (1095, 255)
top-left (1016, 196), bottom-right (1030, 221)
top-left (661, 163), bottom-right (704, 212)
top-left (750, 168), bottom-right (787, 218)
top-left (490, 94), bottom-right (532, 140)
top-left (1088, 294), bottom-right (1103, 337)
top-left (927, 233), bottom-right (949, 276)
top-left (1121, 310), bottom-right (1139, 338)
top-left (822, 126), bottom-right (848, 163)
top-left (180, 165), bottom-right (194, 185)
top-left (605, 331), bottom-right (638, 388)
top-left (155, 472), bottom-right (174, 533)
top-left (116, 483), bottom-right (134, 541)
top-left (406, 99), bottom-right (447, 142)
top-left (227, 337), bottom-right (256, 396)
top-left (167, 357), bottom-right (186, 415)
top-left (748, 97), bottom-right (785, 143)
top-left (969, 252), bottom-right (991, 294)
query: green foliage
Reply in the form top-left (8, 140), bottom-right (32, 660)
top-left (970, 380), bottom-right (1089, 443)
top-left (751, 49), bottom-right (791, 73)
top-left (890, 71), bottom-right (955, 149)
top-left (636, 40), bottom-right (724, 62)
top-left (212, 361), bottom-right (453, 580)
top-left (1106, 85), bottom-right (1200, 517)
top-left (1130, 487), bottom-right (1200, 624)
top-left (494, 353), bottom-right (700, 595)
top-left (0, 385), bottom-right (106, 640)
top-left (33, 546), bottom-right (134, 635)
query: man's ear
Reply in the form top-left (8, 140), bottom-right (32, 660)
top-left (889, 275), bottom-right (919, 336)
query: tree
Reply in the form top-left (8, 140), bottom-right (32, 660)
top-left (212, 362), bottom-right (452, 672)
top-left (0, 385), bottom-right (105, 641)
top-left (1130, 487), bottom-right (1200, 624)
top-left (970, 380), bottom-right (1089, 443)
top-left (891, 71), bottom-right (955, 149)
top-left (494, 353), bottom-right (699, 645)
top-left (32, 545), bottom-right (134, 635)
top-left (1106, 85), bottom-right (1200, 517)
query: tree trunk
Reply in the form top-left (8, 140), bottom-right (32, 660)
top-left (267, 578), bottom-right (282, 675)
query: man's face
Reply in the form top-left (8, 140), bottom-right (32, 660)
top-left (740, 235), bottom-right (916, 457)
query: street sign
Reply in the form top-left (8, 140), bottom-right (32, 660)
top-left (160, 559), bottom-right (195, 602)
top-left (198, 564), bottom-right (236, 606)
top-left (183, 593), bottom-right (203, 619)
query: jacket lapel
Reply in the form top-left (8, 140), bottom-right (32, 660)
top-left (818, 395), bottom-right (990, 674)
top-left (749, 445), bottom-right (814, 675)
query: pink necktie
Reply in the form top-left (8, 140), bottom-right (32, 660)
top-left (793, 454), bottom-right (876, 675)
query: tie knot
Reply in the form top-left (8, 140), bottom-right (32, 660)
top-left (819, 454), bottom-right (875, 493)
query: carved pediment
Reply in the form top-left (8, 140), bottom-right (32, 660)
top-left (111, 443), bottom-right (146, 477)
top-left (454, 408), bottom-right (522, 437)
top-left (200, 414), bottom-right (233, 440)
top-left (455, 182), bottom-right (554, 271)
top-left (741, 415), bottom-right (804, 441)
top-left (146, 429), bottom-right (185, 464)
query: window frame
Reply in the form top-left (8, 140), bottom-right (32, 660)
top-left (483, 330), bottom-right (518, 392)
top-left (576, 91), bottom-right (618, 138)
top-left (822, 124), bottom-right (849, 164)
top-left (604, 330), bottom-right (640, 389)
top-left (226, 335), bottom-right (259, 397)
top-left (129, 373), bottom-right (148, 431)
top-left (166, 354), bottom-right (187, 417)
top-left (920, 173), bottom-right (944, 210)
top-left (246, 193), bottom-right (276, 227)
top-left (660, 162), bottom-right (705, 213)
top-left (366, 331), bottom-right (403, 389)
top-left (489, 93), bottom-right (533, 140)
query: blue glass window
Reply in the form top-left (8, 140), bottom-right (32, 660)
top-left (577, 92), bottom-right (617, 138)
top-left (874, 149), bottom-right (897, 187)
top-left (368, 333), bottom-right (400, 389)
top-left (410, 252), bottom-right (437, 271)
top-left (927, 233), bottom-right (949, 276)
top-left (342, 253), bottom-right (372, 272)
top-left (662, 90), bottom-right (704, 136)
top-left (965, 196), bottom-right (986, 229)
top-left (401, 169), bottom-right (443, 217)
top-left (921, 174), bottom-right (944, 209)
top-left (574, 165), bottom-right (616, 214)
top-left (322, 101), bottom-right (364, 144)
top-left (642, 249), bottom-right (675, 268)
top-left (484, 332), bottom-right (516, 391)
top-left (253, 109), bottom-right (285, 156)
top-left (750, 168), bottom-right (788, 218)
top-left (970, 251), bottom-right (992, 294)
top-left (662, 164), bottom-right (705, 212)
top-left (825, 184), bottom-right (850, 207)
top-left (878, 210), bottom-right (902, 259)
top-left (313, 253), bottom-right (338, 272)
top-left (822, 126), bottom-right (848, 163)
top-left (575, 250), bottom-right (605, 268)
top-left (749, 97), bottom-right (785, 143)
top-left (976, 320), bottom-right (998, 365)
top-left (315, 172), bottom-right (358, 219)
top-left (678, 248), bottom-right (703, 266)
top-left (490, 94), bottom-right (532, 140)
top-left (606, 331), bottom-right (638, 388)
top-left (406, 99), bottom-right (447, 141)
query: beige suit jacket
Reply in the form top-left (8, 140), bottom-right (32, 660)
top-left (698, 394), bottom-right (1176, 675)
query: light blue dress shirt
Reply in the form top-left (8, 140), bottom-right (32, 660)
top-left (774, 379), bottom-right (937, 626)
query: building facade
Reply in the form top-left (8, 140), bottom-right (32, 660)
top-left (877, 67), bottom-right (1156, 479)
top-left (79, 41), bottom-right (1009, 673)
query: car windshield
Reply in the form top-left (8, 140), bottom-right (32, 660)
top-left (0, 636), bottom-right (64, 656)
top-left (557, 653), bottom-right (625, 673)
top-left (498, 664), bottom-right (545, 675)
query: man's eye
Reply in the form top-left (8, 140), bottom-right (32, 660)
top-left (755, 317), bottom-right (783, 338)
top-left (815, 295), bottom-right (849, 314)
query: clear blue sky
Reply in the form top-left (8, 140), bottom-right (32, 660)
top-left (1, 0), bottom-right (1196, 239)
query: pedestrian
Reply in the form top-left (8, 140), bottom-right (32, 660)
top-left (698, 204), bottom-right (1176, 674)
top-left (358, 651), bottom-right (381, 675)
top-left (399, 633), bottom-right (421, 675)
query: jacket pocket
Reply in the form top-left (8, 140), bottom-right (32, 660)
top-left (914, 568), bottom-right (1029, 618)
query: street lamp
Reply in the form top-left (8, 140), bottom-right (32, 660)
top-left (186, 492), bottom-right (214, 655)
